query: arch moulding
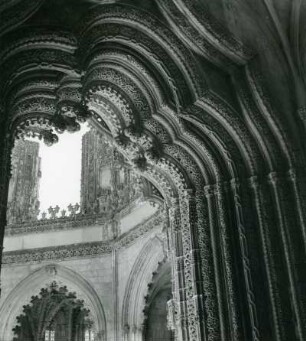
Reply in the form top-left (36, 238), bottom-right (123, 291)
top-left (121, 236), bottom-right (166, 341)
top-left (0, 263), bottom-right (107, 341)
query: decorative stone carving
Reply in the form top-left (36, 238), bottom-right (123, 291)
top-left (81, 128), bottom-right (142, 216)
top-left (3, 210), bottom-right (164, 264)
top-left (167, 299), bottom-right (178, 331)
top-left (0, 0), bottom-right (45, 38)
top-left (6, 139), bottom-right (41, 224)
top-left (1, 1), bottom-right (306, 340)
top-left (79, 4), bottom-right (206, 100)
top-left (11, 281), bottom-right (95, 341)
top-left (156, 0), bottom-right (252, 68)
top-left (45, 264), bottom-right (58, 277)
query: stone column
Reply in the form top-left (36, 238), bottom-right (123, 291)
top-left (268, 172), bottom-right (306, 340)
top-left (178, 190), bottom-right (205, 341)
top-left (214, 182), bottom-right (242, 340)
top-left (0, 118), bottom-right (13, 297)
top-left (230, 178), bottom-right (260, 341)
top-left (168, 200), bottom-right (188, 341)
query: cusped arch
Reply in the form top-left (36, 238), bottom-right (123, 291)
top-left (121, 236), bottom-right (166, 340)
top-left (0, 263), bottom-right (107, 341)
top-left (79, 3), bottom-right (207, 103)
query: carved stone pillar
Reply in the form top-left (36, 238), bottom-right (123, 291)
top-left (178, 190), bottom-right (205, 341)
top-left (0, 118), bottom-right (13, 297)
top-left (167, 298), bottom-right (178, 332)
top-left (230, 178), bottom-right (260, 341)
top-left (268, 172), bottom-right (306, 340)
top-left (249, 175), bottom-right (283, 340)
top-left (248, 173), bottom-right (304, 340)
top-left (214, 183), bottom-right (242, 340)
top-left (168, 201), bottom-right (188, 341)
top-left (202, 185), bottom-right (224, 341)
top-left (169, 187), bottom-right (241, 341)
top-left (287, 168), bottom-right (306, 334)
top-left (287, 168), bottom-right (306, 252)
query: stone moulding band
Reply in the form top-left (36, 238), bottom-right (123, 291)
top-left (5, 197), bottom-right (145, 236)
top-left (2, 210), bottom-right (164, 264)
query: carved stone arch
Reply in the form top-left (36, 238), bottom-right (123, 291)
top-left (1, 3), bottom-right (305, 341)
top-left (0, 29), bottom-right (86, 148)
top-left (76, 2), bottom-right (292, 179)
top-left (243, 64), bottom-right (297, 168)
top-left (154, 107), bottom-right (222, 183)
top-left (156, 0), bottom-right (252, 68)
top-left (87, 75), bottom-right (233, 185)
top-left (0, 0), bottom-right (45, 38)
top-left (87, 47), bottom-right (172, 107)
top-left (0, 38), bottom-right (267, 341)
top-left (193, 97), bottom-right (263, 176)
top-left (84, 71), bottom-right (223, 190)
top-left (182, 106), bottom-right (244, 180)
top-left (87, 118), bottom-right (177, 206)
top-left (121, 236), bottom-right (166, 341)
top-left (153, 0), bottom-right (297, 173)
top-left (0, 263), bottom-right (107, 341)
top-left (0, 44), bottom-right (78, 100)
top-left (142, 259), bottom-right (172, 341)
top-left (141, 178), bottom-right (165, 206)
top-left (83, 55), bottom-right (233, 341)
top-left (231, 70), bottom-right (290, 172)
top-left (56, 75), bottom-right (85, 118)
top-left (0, 28), bottom-right (77, 65)
top-left (84, 68), bottom-right (148, 128)
top-left (78, 3), bottom-right (207, 103)
top-left (83, 51), bottom-right (210, 170)
top-left (156, 0), bottom-right (298, 172)
top-left (84, 85), bottom-right (195, 195)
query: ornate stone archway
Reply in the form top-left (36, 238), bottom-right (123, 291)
top-left (12, 281), bottom-right (96, 341)
top-left (0, 1), bottom-right (306, 341)
top-left (0, 264), bottom-right (107, 341)
top-left (121, 236), bottom-right (166, 341)
top-left (142, 259), bottom-right (172, 341)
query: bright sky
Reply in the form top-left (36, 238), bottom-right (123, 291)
top-left (34, 124), bottom-right (89, 214)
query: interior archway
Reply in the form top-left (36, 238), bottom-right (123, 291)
top-left (142, 261), bottom-right (173, 341)
top-left (12, 281), bottom-right (95, 341)
top-left (122, 236), bottom-right (166, 340)
top-left (1, 1), bottom-right (306, 341)
top-left (0, 264), bottom-right (106, 341)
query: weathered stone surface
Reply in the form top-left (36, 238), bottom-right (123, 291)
top-left (0, 0), bottom-right (306, 340)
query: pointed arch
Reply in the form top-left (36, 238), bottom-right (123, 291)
top-left (0, 263), bottom-right (107, 341)
top-left (121, 236), bottom-right (166, 340)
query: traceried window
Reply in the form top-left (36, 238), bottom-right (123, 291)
top-left (44, 329), bottom-right (55, 341)
top-left (12, 282), bottom-right (96, 341)
top-left (85, 329), bottom-right (95, 341)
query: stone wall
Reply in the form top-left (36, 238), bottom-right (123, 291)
top-left (0, 208), bottom-right (167, 341)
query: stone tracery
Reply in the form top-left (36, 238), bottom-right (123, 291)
top-left (0, 264), bottom-right (107, 341)
top-left (0, 1), bottom-right (306, 341)
top-left (12, 282), bottom-right (95, 341)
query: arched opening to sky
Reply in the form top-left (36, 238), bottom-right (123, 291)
top-left (33, 124), bottom-right (89, 214)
